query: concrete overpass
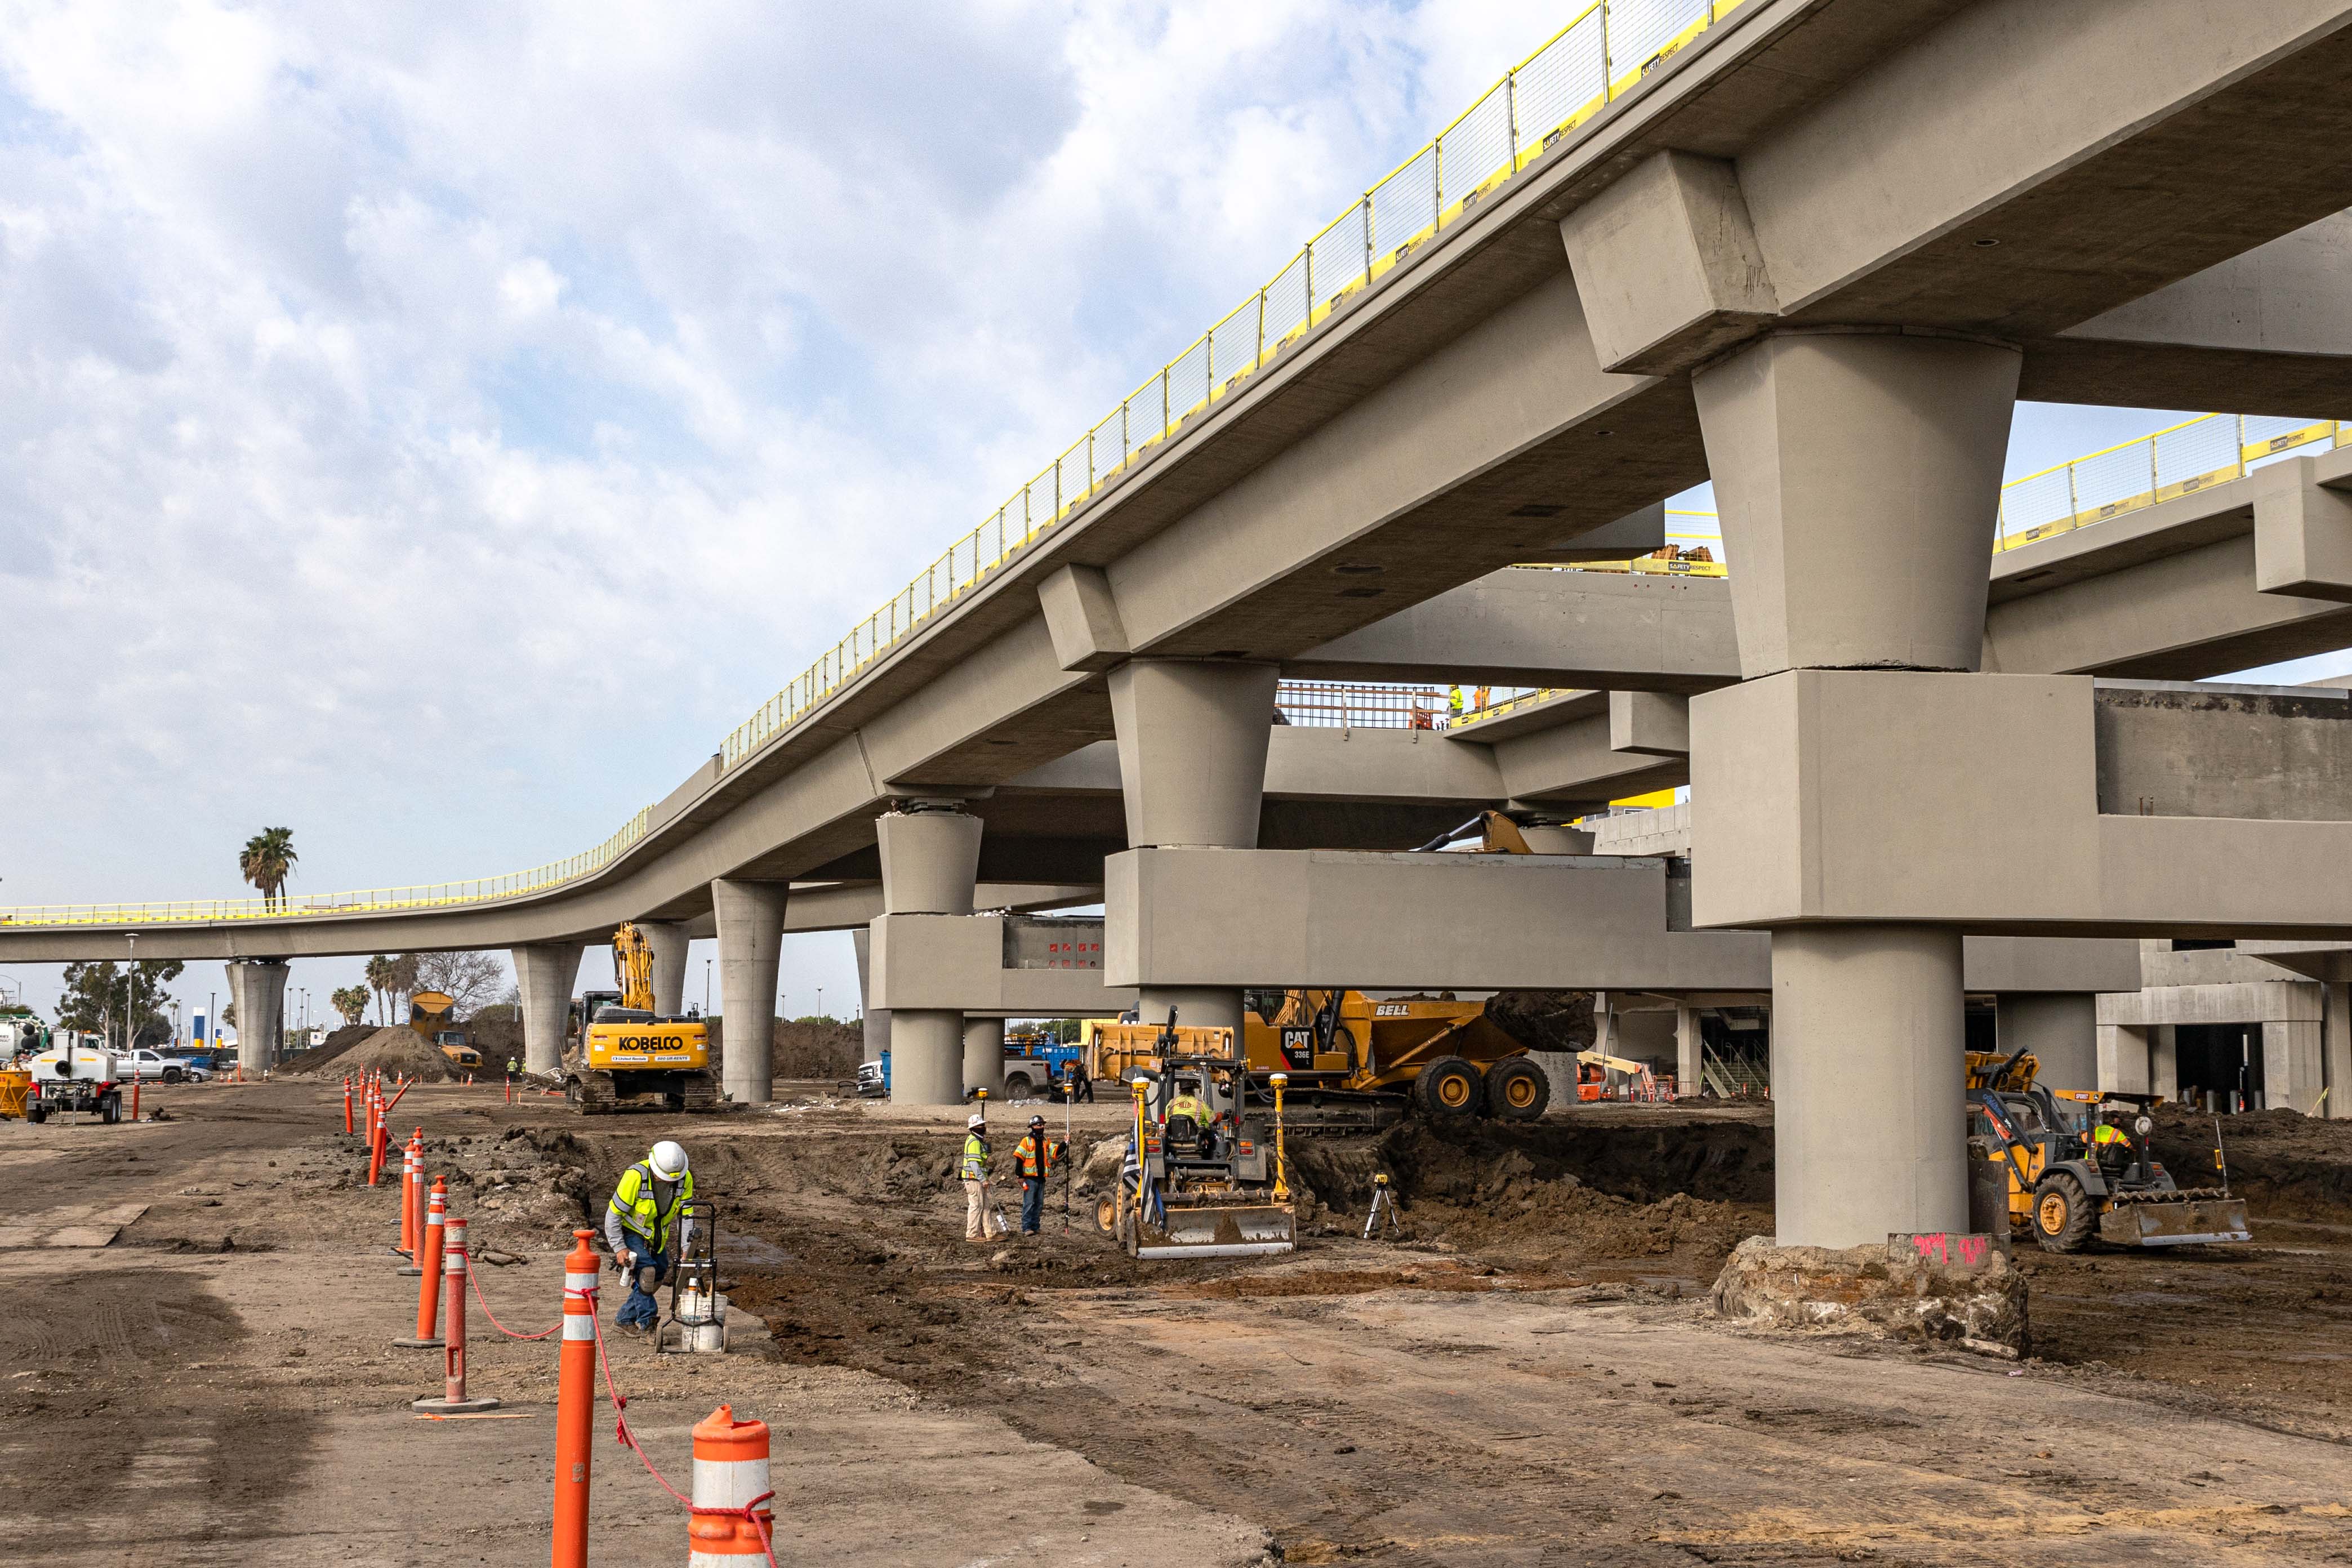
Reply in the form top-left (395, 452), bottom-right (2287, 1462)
top-left (14, 0), bottom-right (2352, 1248)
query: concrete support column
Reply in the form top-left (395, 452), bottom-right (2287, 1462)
top-left (853, 927), bottom-right (890, 1065)
top-left (712, 879), bottom-right (789, 1106)
top-left (511, 943), bottom-right (583, 1077)
top-left (2150, 1024), bottom-right (2180, 1103)
top-left (2325, 984), bottom-right (2352, 1120)
top-left (1770, 926), bottom-right (1967, 1248)
top-left (1108, 659), bottom-right (1280, 1032)
top-left (963, 1017), bottom-right (1005, 1099)
top-left (2097, 1024), bottom-right (2152, 1095)
top-left (226, 959), bottom-right (288, 1075)
top-left (2261, 1020), bottom-right (2326, 1115)
top-left (1694, 329), bottom-right (2019, 1250)
top-left (1675, 1004), bottom-right (1701, 1098)
top-left (877, 805), bottom-right (983, 1106)
top-left (1994, 993), bottom-right (2097, 1093)
top-left (639, 921), bottom-right (690, 1016)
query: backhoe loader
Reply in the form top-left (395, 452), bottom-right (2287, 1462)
top-left (565, 923), bottom-right (719, 1115)
top-left (1966, 1048), bottom-right (2248, 1252)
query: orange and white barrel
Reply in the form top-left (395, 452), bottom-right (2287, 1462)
top-left (688, 1405), bottom-right (774, 1565)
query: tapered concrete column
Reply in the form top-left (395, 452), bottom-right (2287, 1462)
top-left (1770, 926), bottom-right (1967, 1248)
top-left (2261, 1020), bottom-right (2326, 1115)
top-left (2325, 985), bottom-right (2351, 1119)
top-left (853, 927), bottom-right (890, 1064)
top-left (639, 921), bottom-right (689, 1016)
top-left (1694, 330), bottom-right (2021, 677)
top-left (963, 1017), bottom-right (1005, 1099)
top-left (1676, 1005), bottom-right (1701, 1097)
top-left (712, 879), bottom-right (789, 1105)
top-left (226, 959), bottom-right (288, 1075)
top-left (512, 943), bottom-right (584, 1076)
top-left (1108, 660), bottom-right (1279, 1033)
top-left (2098, 1024), bottom-right (2153, 1094)
top-left (1995, 993), bottom-right (2097, 1093)
top-left (877, 805), bottom-right (982, 1105)
top-left (2150, 1025), bottom-right (2181, 1102)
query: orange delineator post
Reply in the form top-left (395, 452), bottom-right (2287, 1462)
top-left (342, 1077), bottom-right (354, 1135)
top-left (129, 1071), bottom-right (141, 1124)
top-left (395, 1178), bottom-right (448, 1349)
top-left (689, 1405), bottom-right (776, 1561)
top-left (552, 1229), bottom-right (599, 1568)
top-left (413, 1215), bottom-right (500, 1413)
top-left (400, 1133), bottom-right (425, 1273)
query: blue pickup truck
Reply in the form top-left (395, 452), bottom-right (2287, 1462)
top-left (856, 1039), bottom-right (1084, 1101)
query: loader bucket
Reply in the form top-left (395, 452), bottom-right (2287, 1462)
top-left (1129, 1202), bottom-right (1297, 1261)
top-left (2097, 1196), bottom-right (2251, 1248)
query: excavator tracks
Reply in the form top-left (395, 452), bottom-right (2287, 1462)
top-left (567, 1069), bottom-right (720, 1116)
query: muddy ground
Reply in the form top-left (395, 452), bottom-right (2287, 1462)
top-left (0, 1081), bottom-right (2346, 1565)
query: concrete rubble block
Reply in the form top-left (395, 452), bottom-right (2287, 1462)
top-left (1710, 1235), bottom-right (2029, 1357)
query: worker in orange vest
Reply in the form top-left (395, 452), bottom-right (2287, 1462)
top-left (1012, 1115), bottom-right (1067, 1236)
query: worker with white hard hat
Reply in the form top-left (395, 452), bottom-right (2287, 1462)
top-left (605, 1139), bottom-right (694, 1335)
top-left (960, 1112), bottom-right (1005, 1243)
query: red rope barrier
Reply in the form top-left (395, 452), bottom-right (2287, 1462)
top-left (466, 1266), bottom-right (563, 1341)
top-left (584, 1290), bottom-right (780, 1567)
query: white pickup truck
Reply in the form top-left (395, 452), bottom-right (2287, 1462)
top-left (117, 1048), bottom-right (210, 1084)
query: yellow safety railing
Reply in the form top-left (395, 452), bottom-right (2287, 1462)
top-left (1994, 415), bottom-right (2349, 551)
top-left (0, 807), bottom-right (655, 928)
top-left (715, 0), bottom-right (1750, 776)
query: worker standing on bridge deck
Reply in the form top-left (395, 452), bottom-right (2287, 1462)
top-left (1013, 1115), bottom-right (1067, 1236)
top-left (961, 1113), bottom-right (1005, 1242)
top-left (605, 1140), bottom-right (694, 1335)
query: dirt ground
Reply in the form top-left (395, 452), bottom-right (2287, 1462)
top-left (1, 1081), bottom-right (2347, 1566)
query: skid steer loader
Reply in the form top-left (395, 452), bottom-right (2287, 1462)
top-left (1100, 1012), bottom-right (1296, 1261)
top-left (1966, 1048), bottom-right (2249, 1253)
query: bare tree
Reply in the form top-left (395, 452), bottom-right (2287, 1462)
top-left (407, 951), bottom-right (507, 1019)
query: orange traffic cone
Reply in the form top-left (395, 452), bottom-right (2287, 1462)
top-left (399, 1134), bottom-right (424, 1273)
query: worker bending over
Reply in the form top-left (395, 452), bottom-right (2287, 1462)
top-left (605, 1139), bottom-right (694, 1335)
top-left (961, 1113), bottom-right (1005, 1242)
top-left (1013, 1115), bottom-right (1068, 1236)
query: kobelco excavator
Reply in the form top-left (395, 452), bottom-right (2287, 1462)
top-left (565, 923), bottom-right (719, 1116)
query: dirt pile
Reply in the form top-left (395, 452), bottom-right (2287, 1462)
top-left (705, 1018), bottom-right (863, 1081)
top-left (273, 1024), bottom-right (378, 1075)
top-left (1481, 989), bottom-right (1598, 1054)
top-left (2149, 1104), bottom-right (2352, 1222)
top-left (288, 1026), bottom-right (461, 1082)
top-left (1288, 1114), bottom-right (1770, 1272)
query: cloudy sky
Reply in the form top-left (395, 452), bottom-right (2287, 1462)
top-left (3, 2), bottom-right (2340, 1033)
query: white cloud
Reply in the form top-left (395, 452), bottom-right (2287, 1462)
top-left (0, 0), bottom-right (1602, 1017)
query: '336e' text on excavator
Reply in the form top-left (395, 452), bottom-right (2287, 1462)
top-left (565, 923), bottom-right (720, 1116)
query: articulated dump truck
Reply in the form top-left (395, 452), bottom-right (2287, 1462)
top-left (1086, 987), bottom-right (1593, 1135)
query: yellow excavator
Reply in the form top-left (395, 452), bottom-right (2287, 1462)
top-left (565, 923), bottom-right (719, 1115)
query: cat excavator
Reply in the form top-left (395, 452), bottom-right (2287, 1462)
top-left (565, 923), bottom-right (719, 1116)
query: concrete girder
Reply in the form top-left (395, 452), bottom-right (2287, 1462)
top-left (513, 943), bottom-right (583, 1077)
top-left (712, 879), bottom-right (789, 1106)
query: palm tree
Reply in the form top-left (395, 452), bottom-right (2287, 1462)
top-left (238, 827), bottom-right (299, 912)
top-left (364, 956), bottom-right (393, 1024)
top-left (331, 986), bottom-right (368, 1027)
